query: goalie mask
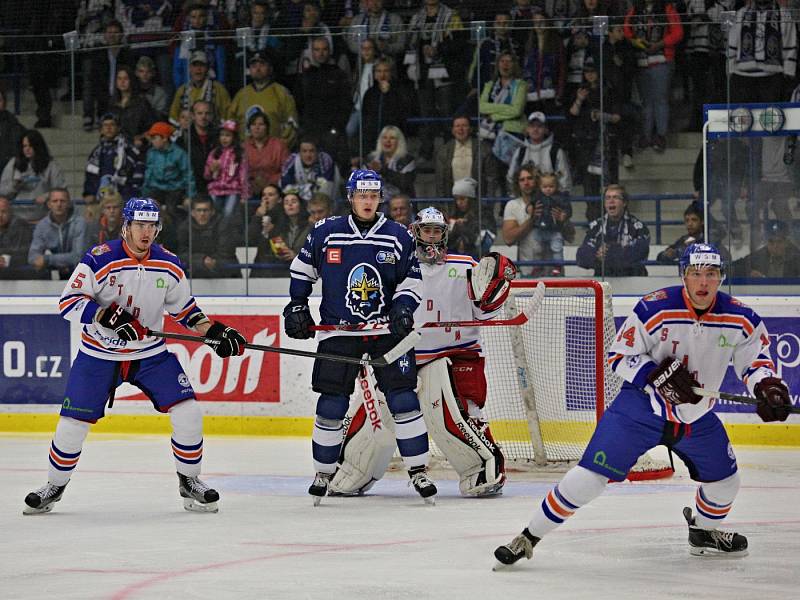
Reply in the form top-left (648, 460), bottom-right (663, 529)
top-left (121, 197), bottom-right (162, 239)
top-left (412, 207), bottom-right (448, 264)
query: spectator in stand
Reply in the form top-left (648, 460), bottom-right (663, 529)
top-left (169, 51), bottom-right (231, 128)
top-left (576, 183), bottom-right (650, 276)
top-left (250, 191), bottom-right (311, 277)
top-left (175, 100), bottom-right (217, 196)
top-left (657, 202), bottom-right (706, 264)
top-left (567, 56), bottom-right (622, 220)
top-left (0, 130), bottom-right (66, 224)
top-left (388, 194), bottom-right (413, 227)
top-left (280, 135), bottom-right (337, 202)
top-left (521, 9), bottom-right (566, 118)
top-left (204, 120), bottom-right (250, 219)
top-left (289, 2), bottom-right (335, 76)
top-left (510, 0), bottom-right (539, 54)
top-left (531, 172), bottom-right (573, 276)
top-left (365, 126), bottom-right (416, 201)
top-left (247, 183), bottom-right (285, 245)
top-left (229, 51), bottom-right (298, 150)
top-left (83, 113), bottom-right (145, 204)
top-left (603, 22), bottom-right (638, 169)
top-left (177, 196), bottom-right (240, 278)
top-left (296, 36), bottom-right (352, 169)
top-left (469, 13), bottom-right (521, 101)
top-left (479, 51), bottom-right (529, 199)
top-left (307, 192), bottom-right (333, 223)
top-left (141, 121), bottom-right (196, 242)
top-left (0, 196), bottom-right (35, 279)
top-left (563, 0), bottom-right (604, 105)
top-left (135, 56), bottom-right (169, 120)
top-left (624, 0), bottom-right (683, 152)
top-left (507, 112), bottom-right (572, 196)
top-left (727, 0), bottom-right (796, 104)
top-left (110, 65), bottom-right (158, 147)
top-left (28, 189), bottom-right (88, 280)
top-left (84, 19), bottom-right (133, 132)
top-left (347, 0), bottom-right (406, 59)
top-left (406, 0), bottom-right (466, 163)
top-left (76, 1), bottom-right (117, 128)
top-left (447, 177), bottom-right (482, 259)
top-left (86, 190), bottom-right (125, 247)
top-left (232, 1), bottom-right (282, 91)
top-left (357, 57), bottom-right (412, 165)
top-left (0, 91), bottom-right (25, 177)
top-left (346, 38), bottom-right (379, 156)
top-left (173, 3), bottom-right (227, 88)
top-left (435, 116), bottom-right (479, 199)
top-left (244, 111), bottom-right (290, 199)
top-left (502, 163), bottom-right (540, 277)
top-left (685, 0), bottom-right (730, 131)
top-left (731, 220), bottom-right (800, 279)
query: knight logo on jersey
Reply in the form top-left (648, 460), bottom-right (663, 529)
top-left (91, 244), bottom-right (111, 256)
top-left (345, 263), bottom-right (385, 319)
top-left (643, 290), bottom-right (668, 302)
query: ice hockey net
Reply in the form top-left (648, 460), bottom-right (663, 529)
top-left (479, 279), bottom-right (673, 481)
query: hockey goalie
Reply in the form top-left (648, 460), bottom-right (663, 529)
top-left (330, 207), bottom-right (516, 497)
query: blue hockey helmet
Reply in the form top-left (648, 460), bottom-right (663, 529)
top-left (679, 242), bottom-right (724, 278)
top-left (345, 169), bottom-right (383, 201)
top-left (122, 197), bottom-right (162, 236)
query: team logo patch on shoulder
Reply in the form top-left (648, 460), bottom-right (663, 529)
top-left (346, 263), bottom-right (385, 319)
top-left (327, 248), bottom-right (342, 264)
top-left (91, 243), bottom-right (111, 256)
top-left (376, 250), bottom-right (396, 264)
top-left (643, 290), bottom-right (668, 302)
top-left (730, 297), bottom-right (746, 307)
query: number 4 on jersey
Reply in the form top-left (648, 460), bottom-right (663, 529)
top-left (617, 326), bottom-right (636, 348)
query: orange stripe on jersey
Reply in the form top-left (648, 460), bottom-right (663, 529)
top-left (49, 449), bottom-right (80, 467)
top-left (95, 258), bottom-right (138, 281)
top-left (174, 302), bottom-right (198, 321)
top-left (695, 491), bottom-right (730, 516)
top-left (447, 254), bottom-right (478, 266)
top-left (608, 353), bottom-right (624, 366)
top-left (172, 445), bottom-right (202, 459)
top-left (81, 332), bottom-right (139, 353)
top-left (59, 294), bottom-right (89, 311)
top-left (645, 310), bottom-right (693, 332)
top-left (750, 359), bottom-right (775, 370)
top-left (663, 400), bottom-right (680, 423)
top-left (546, 491), bottom-right (574, 518)
top-left (144, 259), bottom-right (184, 280)
top-left (702, 314), bottom-right (754, 336)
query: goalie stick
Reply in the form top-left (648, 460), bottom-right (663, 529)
top-left (146, 329), bottom-right (421, 368)
top-left (692, 387), bottom-right (800, 414)
top-left (310, 282), bottom-right (547, 333)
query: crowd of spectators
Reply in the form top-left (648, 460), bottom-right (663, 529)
top-left (0, 0), bottom-right (798, 279)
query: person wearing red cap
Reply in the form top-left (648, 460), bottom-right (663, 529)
top-left (204, 120), bottom-right (250, 218)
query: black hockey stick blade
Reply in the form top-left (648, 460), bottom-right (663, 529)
top-left (693, 387), bottom-right (800, 414)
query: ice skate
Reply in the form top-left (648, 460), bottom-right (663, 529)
top-left (683, 507), bottom-right (748, 557)
top-left (177, 473), bottom-right (219, 513)
top-left (309, 472), bottom-right (332, 506)
top-left (493, 528), bottom-right (540, 570)
top-left (408, 466), bottom-right (437, 505)
top-left (23, 482), bottom-right (67, 515)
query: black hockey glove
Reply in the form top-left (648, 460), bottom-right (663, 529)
top-left (204, 322), bottom-right (246, 358)
top-left (97, 302), bottom-right (148, 342)
top-left (754, 377), bottom-right (791, 422)
top-left (646, 357), bottom-right (702, 405)
top-left (388, 304), bottom-right (414, 338)
top-left (283, 302), bottom-right (314, 339)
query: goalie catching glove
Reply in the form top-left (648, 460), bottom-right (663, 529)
top-left (647, 357), bottom-right (702, 405)
top-left (467, 252), bottom-right (518, 312)
top-left (97, 302), bottom-right (148, 342)
top-left (754, 377), bottom-right (791, 422)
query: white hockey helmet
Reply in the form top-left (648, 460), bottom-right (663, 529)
top-left (412, 206), bottom-right (448, 264)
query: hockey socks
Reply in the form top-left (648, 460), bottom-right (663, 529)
top-left (694, 472), bottom-right (740, 529)
top-left (312, 415), bottom-right (343, 474)
top-left (47, 417), bottom-right (90, 486)
top-left (528, 466), bottom-right (607, 538)
top-left (169, 399), bottom-right (204, 477)
top-left (393, 410), bottom-right (429, 469)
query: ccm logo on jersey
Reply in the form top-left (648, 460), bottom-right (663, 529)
top-left (359, 377), bottom-right (383, 432)
top-left (326, 248), bottom-right (342, 263)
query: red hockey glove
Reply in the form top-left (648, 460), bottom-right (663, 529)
top-left (97, 302), bottom-right (148, 342)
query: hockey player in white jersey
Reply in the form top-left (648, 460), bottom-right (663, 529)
top-left (494, 243), bottom-right (792, 567)
top-left (23, 198), bottom-right (247, 515)
top-left (330, 207), bottom-right (517, 497)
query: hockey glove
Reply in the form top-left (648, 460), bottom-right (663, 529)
top-left (97, 302), bottom-right (148, 342)
top-left (646, 357), bottom-right (702, 405)
top-left (388, 303), bottom-right (414, 338)
top-left (204, 321), bottom-right (246, 358)
top-left (754, 377), bottom-right (791, 422)
top-left (283, 302), bottom-right (314, 339)
top-left (467, 252), bottom-right (518, 312)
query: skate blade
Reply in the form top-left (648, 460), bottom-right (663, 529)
top-left (312, 495), bottom-right (323, 507)
top-left (492, 560), bottom-right (513, 572)
top-left (183, 498), bottom-right (219, 513)
top-left (689, 546), bottom-right (748, 558)
top-left (423, 496), bottom-right (436, 506)
top-left (23, 504), bottom-right (54, 515)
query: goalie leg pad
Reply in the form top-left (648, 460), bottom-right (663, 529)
top-left (448, 353), bottom-right (488, 410)
top-left (419, 358), bottom-right (504, 496)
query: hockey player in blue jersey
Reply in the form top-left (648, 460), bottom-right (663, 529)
top-left (494, 243), bottom-right (792, 566)
top-left (283, 169), bottom-right (437, 505)
top-left (23, 198), bottom-right (247, 515)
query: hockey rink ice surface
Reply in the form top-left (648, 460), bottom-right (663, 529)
top-left (1, 436), bottom-right (799, 600)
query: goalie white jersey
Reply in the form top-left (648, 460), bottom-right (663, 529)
top-left (414, 254), bottom-right (500, 366)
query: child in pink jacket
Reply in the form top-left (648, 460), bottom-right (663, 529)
top-left (204, 120), bottom-right (250, 217)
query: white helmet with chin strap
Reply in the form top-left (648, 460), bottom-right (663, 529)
top-left (412, 207), bottom-right (448, 264)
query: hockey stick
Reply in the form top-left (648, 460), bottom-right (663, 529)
top-left (692, 387), bottom-right (800, 414)
top-left (147, 329), bottom-right (420, 368)
top-left (309, 282), bottom-right (547, 333)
